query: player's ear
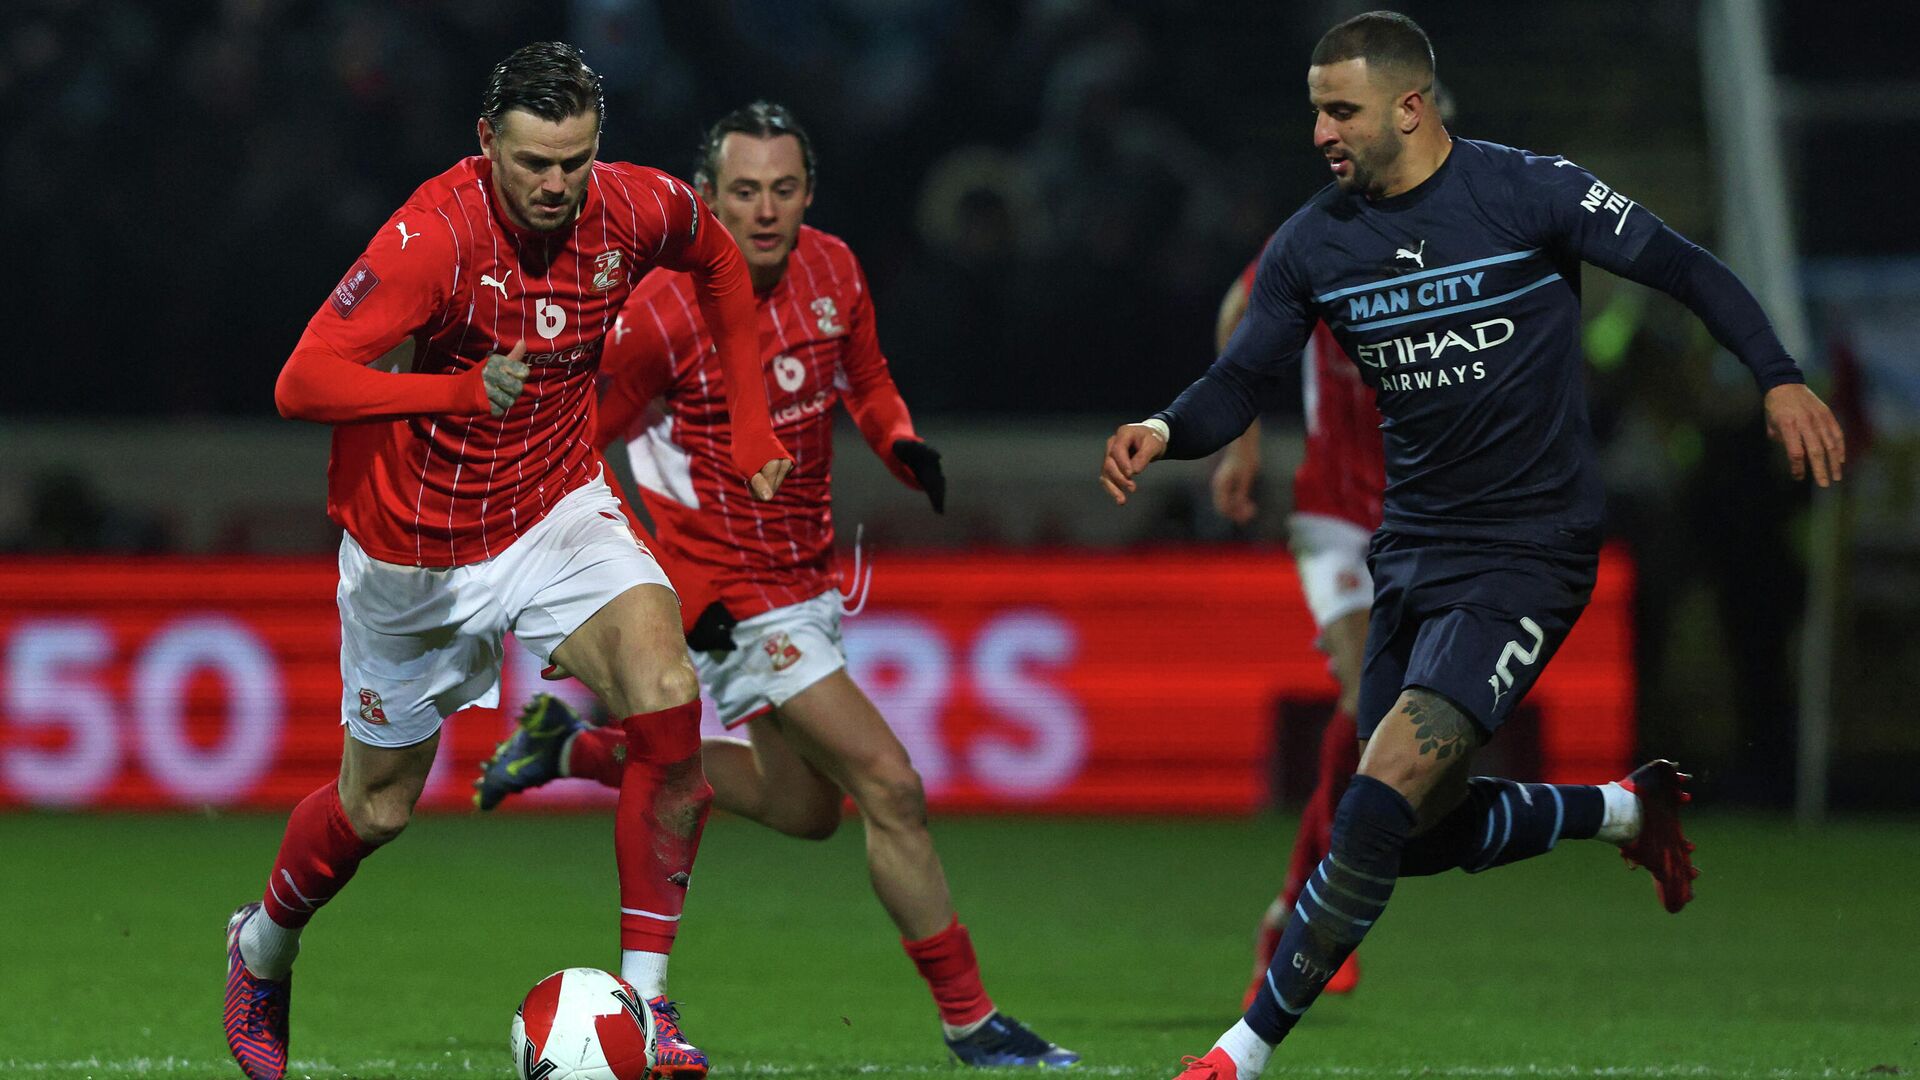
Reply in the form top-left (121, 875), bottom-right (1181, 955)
top-left (1398, 89), bottom-right (1424, 134)
top-left (478, 117), bottom-right (496, 158)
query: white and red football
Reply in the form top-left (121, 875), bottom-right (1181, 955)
top-left (510, 968), bottom-right (655, 1080)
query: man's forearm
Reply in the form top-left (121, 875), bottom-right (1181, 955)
top-left (1152, 365), bottom-right (1264, 460)
top-left (274, 339), bottom-right (488, 423)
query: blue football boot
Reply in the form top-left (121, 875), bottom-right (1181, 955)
top-left (947, 1012), bottom-right (1080, 1068)
top-left (472, 693), bottom-right (586, 811)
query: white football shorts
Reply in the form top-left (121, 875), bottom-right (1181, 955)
top-left (336, 471), bottom-right (674, 747)
top-left (693, 589), bottom-right (847, 728)
top-left (1288, 512), bottom-right (1375, 631)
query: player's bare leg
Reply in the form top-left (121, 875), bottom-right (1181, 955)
top-left (775, 670), bottom-right (952, 937)
top-left (775, 670), bottom-right (1077, 1066)
top-left (700, 728), bottom-right (845, 840)
top-left (226, 733), bottom-right (437, 1079)
top-left (549, 582), bottom-right (713, 1077)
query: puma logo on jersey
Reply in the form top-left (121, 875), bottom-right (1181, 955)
top-left (395, 221), bottom-right (418, 249)
top-left (481, 269), bottom-right (512, 298)
top-left (1395, 240), bottom-right (1427, 268)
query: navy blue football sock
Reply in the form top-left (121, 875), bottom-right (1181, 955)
top-left (1243, 775), bottom-right (1415, 1044)
top-left (1399, 778), bottom-right (1605, 876)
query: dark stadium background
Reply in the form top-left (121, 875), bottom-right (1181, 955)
top-left (4, 3), bottom-right (1920, 1078)
top-left (4, 0), bottom-right (1919, 811)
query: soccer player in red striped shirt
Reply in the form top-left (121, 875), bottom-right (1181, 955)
top-left (1208, 258), bottom-right (1385, 1005)
top-left (474, 102), bottom-right (1078, 1068)
top-left (222, 44), bottom-right (790, 1080)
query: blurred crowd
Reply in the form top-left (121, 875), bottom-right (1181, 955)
top-left (7, 0), bottom-right (1339, 418)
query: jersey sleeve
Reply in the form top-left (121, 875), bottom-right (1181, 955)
top-left (1510, 151), bottom-right (1802, 391)
top-left (835, 255), bottom-right (922, 489)
top-left (1154, 218), bottom-right (1314, 459)
top-left (1509, 152), bottom-right (1666, 273)
top-left (275, 208), bottom-right (489, 423)
top-left (596, 280), bottom-right (683, 449)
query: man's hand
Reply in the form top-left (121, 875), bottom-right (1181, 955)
top-left (748, 457), bottom-right (793, 501)
top-left (1100, 423), bottom-right (1167, 506)
top-left (685, 600), bottom-right (739, 654)
top-left (482, 340), bottom-right (530, 417)
top-left (1764, 383), bottom-right (1846, 487)
top-left (891, 438), bottom-right (947, 513)
top-left (1211, 427), bottom-right (1262, 525)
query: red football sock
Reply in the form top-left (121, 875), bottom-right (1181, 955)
top-left (260, 783), bottom-right (376, 929)
top-left (616, 701), bottom-right (711, 953)
top-left (1319, 709), bottom-right (1361, 800)
top-left (1280, 784), bottom-right (1330, 911)
top-left (903, 916), bottom-right (995, 1028)
top-left (567, 726), bottom-right (627, 788)
top-left (1279, 709), bottom-right (1360, 910)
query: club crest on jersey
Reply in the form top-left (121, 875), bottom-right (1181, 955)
top-left (593, 250), bottom-right (624, 291)
top-left (330, 258), bottom-right (380, 318)
top-left (762, 632), bottom-right (804, 672)
top-left (811, 297), bottom-right (845, 336)
top-left (357, 688), bottom-right (389, 725)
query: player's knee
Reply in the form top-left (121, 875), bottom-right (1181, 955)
top-left (343, 787), bottom-right (416, 846)
top-left (791, 800), bottom-right (844, 842)
top-left (612, 655), bottom-right (700, 716)
top-left (657, 657), bottom-right (701, 708)
top-left (859, 760), bottom-right (928, 830)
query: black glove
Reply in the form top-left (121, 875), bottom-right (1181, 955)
top-left (685, 600), bottom-right (739, 654)
top-left (891, 438), bottom-right (946, 514)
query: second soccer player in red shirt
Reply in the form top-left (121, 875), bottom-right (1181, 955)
top-left (475, 102), bottom-right (1079, 1068)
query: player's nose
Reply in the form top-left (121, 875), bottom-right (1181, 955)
top-left (754, 193), bottom-right (777, 222)
top-left (1313, 113), bottom-right (1339, 149)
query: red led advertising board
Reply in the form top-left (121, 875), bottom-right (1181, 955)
top-left (0, 550), bottom-right (1632, 813)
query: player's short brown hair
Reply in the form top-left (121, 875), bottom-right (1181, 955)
top-left (1311, 11), bottom-right (1435, 93)
top-left (694, 102), bottom-right (817, 192)
top-left (481, 41), bottom-right (605, 133)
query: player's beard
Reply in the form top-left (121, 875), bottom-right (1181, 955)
top-left (515, 189), bottom-right (582, 233)
top-left (1350, 130), bottom-right (1406, 200)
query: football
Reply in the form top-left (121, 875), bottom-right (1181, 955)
top-left (510, 968), bottom-right (655, 1080)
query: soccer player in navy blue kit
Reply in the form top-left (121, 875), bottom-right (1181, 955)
top-left (1100, 13), bottom-right (1846, 1080)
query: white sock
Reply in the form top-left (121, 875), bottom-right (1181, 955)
top-left (1212, 1019), bottom-right (1274, 1078)
top-left (942, 1012), bottom-right (994, 1040)
top-left (621, 950), bottom-right (670, 1000)
top-left (558, 731), bottom-right (581, 778)
top-left (1596, 781), bottom-right (1642, 845)
top-left (238, 907), bottom-right (301, 980)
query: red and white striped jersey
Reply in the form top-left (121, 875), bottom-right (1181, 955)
top-left (1238, 258), bottom-right (1385, 530)
top-left (600, 226), bottom-right (919, 620)
top-left (286, 156), bottom-right (726, 567)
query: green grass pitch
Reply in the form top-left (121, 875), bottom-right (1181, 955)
top-left (1, 811), bottom-right (1915, 1078)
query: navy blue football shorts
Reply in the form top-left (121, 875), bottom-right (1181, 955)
top-left (1356, 531), bottom-right (1599, 740)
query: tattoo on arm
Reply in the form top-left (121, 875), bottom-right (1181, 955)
top-left (1402, 690), bottom-right (1475, 762)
